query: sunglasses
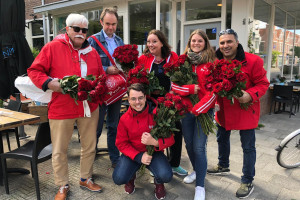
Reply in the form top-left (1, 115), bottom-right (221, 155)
top-left (219, 29), bottom-right (237, 37)
top-left (70, 26), bottom-right (88, 34)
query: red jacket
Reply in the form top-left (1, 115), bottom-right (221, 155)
top-left (116, 102), bottom-right (175, 161)
top-left (27, 33), bottom-right (105, 119)
top-left (138, 51), bottom-right (178, 74)
top-left (171, 63), bottom-right (216, 115)
top-left (215, 47), bottom-right (270, 130)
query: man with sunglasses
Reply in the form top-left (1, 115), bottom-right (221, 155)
top-left (28, 13), bottom-right (105, 200)
top-left (207, 29), bottom-right (269, 199)
top-left (88, 7), bottom-right (124, 168)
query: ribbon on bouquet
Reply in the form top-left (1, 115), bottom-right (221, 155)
top-left (83, 100), bottom-right (91, 117)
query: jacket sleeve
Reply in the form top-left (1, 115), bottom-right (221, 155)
top-left (245, 57), bottom-right (270, 102)
top-left (171, 82), bottom-right (195, 96)
top-left (115, 117), bottom-right (141, 160)
top-left (191, 93), bottom-right (216, 115)
top-left (88, 36), bottom-right (110, 72)
top-left (155, 134), bottom-right (175, 151)
top-left (27, 44), bottom-right (52, 89)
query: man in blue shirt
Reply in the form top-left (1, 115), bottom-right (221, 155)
top-left (88, 7), bottom-right (124, 168)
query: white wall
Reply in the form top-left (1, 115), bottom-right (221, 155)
top-left (231, 0), bottom-right (254, 51)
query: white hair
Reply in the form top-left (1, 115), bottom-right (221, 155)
top-left (66, 13), bottom-right (88, 28)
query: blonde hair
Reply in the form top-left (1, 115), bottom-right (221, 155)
top-left (183, 29), bottom-right (215, 63)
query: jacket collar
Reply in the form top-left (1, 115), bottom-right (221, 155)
top-left (216, 43), bottom-right (246, 62)
top-left (128, 103), bottom-right (149, 117)
top-left (54, 33), bottom-right (92, 54)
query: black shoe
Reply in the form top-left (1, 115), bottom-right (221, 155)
top-left (207, 165), bottom-right (230, 175)
top-left (236, 183), bottom-right (254, 199)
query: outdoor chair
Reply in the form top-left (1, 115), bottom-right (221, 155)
top-left (269, 85), bottom-right (298, 117)
top-left (1, 99), bottom-right (22, 151)
top-left (1, 122), bottom-right (52, 200)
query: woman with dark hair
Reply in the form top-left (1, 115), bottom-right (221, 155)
top-left (138, 29), bottom-right (188, 176)
top-left (172, 29), bottom-right (216, 200)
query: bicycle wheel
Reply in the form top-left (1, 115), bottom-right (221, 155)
top-left (277, 133), bottom-right (300, 169)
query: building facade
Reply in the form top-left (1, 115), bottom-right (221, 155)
top-left (25, 0), bottom-right (300, 81)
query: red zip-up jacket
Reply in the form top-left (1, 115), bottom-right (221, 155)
top-left (171, 63), bottom-right (216, 115)
top-left (27, 33), bottom-right (105, 119)
top-left (215, 45), bottom-right (270, 130)
top-left (116, 102), bottom-right (175, 161)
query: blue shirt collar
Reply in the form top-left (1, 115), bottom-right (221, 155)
top-left (103, 31), bottom-right (116, 40)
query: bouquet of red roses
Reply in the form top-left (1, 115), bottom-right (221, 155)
top-left (59, 74), bottom-right (107, 105)
top-left (164, 54), bottom-right (215, 135)
top-left (126, 65), bottom-right (165, 96)
top-left (112, 44), bottom-right (139, 73)
top-left (204, 59), bottom-right (249, 109)
top-left (140, 93), bottom-right (187, 171)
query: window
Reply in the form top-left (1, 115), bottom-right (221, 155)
top-left (129, 0), bottom-right (156, 52)
top-left (186, 0), bottom-right (221, 21)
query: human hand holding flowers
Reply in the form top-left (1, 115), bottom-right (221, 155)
top-left (141, 152), bottom-right (152, 165)
top-left (141, 132), bottom-right (159, 147)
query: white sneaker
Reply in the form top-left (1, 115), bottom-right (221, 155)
top-left (194, 186), bottom-right (205, 200)
top-left (183, 171), bottom-right (196, 184)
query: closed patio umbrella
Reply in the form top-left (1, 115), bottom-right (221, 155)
top-left (0, 0), bottom-right (34, 99)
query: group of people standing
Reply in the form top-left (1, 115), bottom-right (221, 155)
top-left (27, 6), bottom-right (269, 200)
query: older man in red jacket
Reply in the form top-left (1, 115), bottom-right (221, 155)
top-left (27, 14), bottom-right (105, 200)
top-left (207, 29), bottom-right (269, 199)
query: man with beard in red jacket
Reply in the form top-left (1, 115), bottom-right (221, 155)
top-left (28, 14), bottom-right (104, 200)
top-left (207, 29), bottom-right (269, 199)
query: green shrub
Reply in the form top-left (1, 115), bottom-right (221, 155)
top-left (31, 47), bottom-right (40, 58)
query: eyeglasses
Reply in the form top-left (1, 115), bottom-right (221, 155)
top-left (219, 29), bottom-right (237, 37)
top-left (70, 26), bottom-right (88, 34)
top-left (129, 96), bottom-right (145, 102)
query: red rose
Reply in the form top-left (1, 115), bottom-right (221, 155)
top-left (206, 62), bottom-right (214, 71)
top-left (140, 69), bottom-right (148, 77)
top-left (89, 90), bottom-right (100, 102)
top-left (179, 54), bottom-right (187, 65)
top-left (131, 68), bottom-right (139, 75)
top-left (236, 72), bottom-right (247, 82)
top-left (225, 69), bottom-right (235, 79)
top-left (78, 91), bottom-right (88, 101)
top-left (223, 79), bottom-right (233, 91)
top-left (157, 97), bottom-right (165, 104)
top-left (172, 95), bottom-right (182, 103)
top-left (175, 103), bottom-right (184, 111)
top-left (78, 79), bottom-right (93, 91)
top-left (205, 83), bottom-right (213, 91)
top-left (165, 93), bottom-right (173, 101)
top-left (140, 77), bottom-right (149, 84)
top-left (213, 82), bottom-right (223, 93)
top-left (206, 75), bottom-right (214, 83)
top-left (95, 85), bottom-right (106, 95)
top-left (164, 100), bottom-right (173, 108)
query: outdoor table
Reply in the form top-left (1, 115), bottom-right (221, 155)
top-left (0, 108), bottom-right (40, 186)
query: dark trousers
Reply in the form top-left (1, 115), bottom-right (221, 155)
top-left (217, 125), bottom-right (256, 184)
top-left (168, 121), bottom-right (183, 167)
top-left (113, 152), bottom-right (173, 185)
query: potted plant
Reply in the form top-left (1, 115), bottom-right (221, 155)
top-left (294, 74), bottom-right (300, 82)
top-left (277, 75), bottom-right (286, 85)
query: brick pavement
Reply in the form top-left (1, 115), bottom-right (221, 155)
top-left (0, 110), bottom-right (300, 200)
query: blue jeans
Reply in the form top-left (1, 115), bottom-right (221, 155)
top-left (113, 152), bottom-right (173, 185)
top-left (96, 99), bottom-right (122, 164)
top-left (217, 125), bottom-right (256, 184)
top-left (181, 112), bottom-right (209, 187)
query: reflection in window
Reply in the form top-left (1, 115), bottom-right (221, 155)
top-left (160, 0), bottom-right (172, 45)
top-left (206, 28), bottom-right (217, 40)
top-left (32, 20), bottom-right (43, 36)
top-left (254, 0), bottom-right (271, 70)
top-left (129, 0), bottom-right (156, 52)
top-left (186, 0), bottom-right (221, 21)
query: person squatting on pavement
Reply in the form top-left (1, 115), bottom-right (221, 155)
top-left (113, 83), bottom-right (174, 200)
